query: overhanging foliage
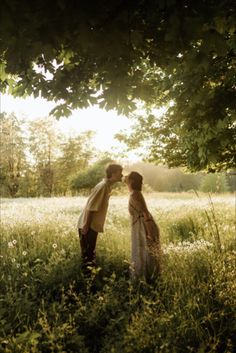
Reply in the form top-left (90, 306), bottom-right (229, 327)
top-left (0, 0), bottom-right (235, 170)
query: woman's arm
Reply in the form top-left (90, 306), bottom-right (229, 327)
top-left (132, 191), bottom-right (154, 237)
top-left (143, 216), bottom-right (154, 238)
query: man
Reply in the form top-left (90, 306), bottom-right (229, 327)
top-left (77, 163), bottom-right (123, 268)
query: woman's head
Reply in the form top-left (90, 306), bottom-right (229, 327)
top-left (126, 171), bottom-right (143, 191)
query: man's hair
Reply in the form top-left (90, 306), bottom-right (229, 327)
top-left (106, 164), bottom-right (123, 178)
top-left (128, 171), bottom-right (143, 191)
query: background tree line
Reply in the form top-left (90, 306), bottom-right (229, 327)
top-left (0, 112), bottom-right (95, 197)
top-left (1, 112), bottom-right (234, 198)
top-left (124, 162), bottom-right (235, 193)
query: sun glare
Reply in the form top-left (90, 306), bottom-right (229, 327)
top-left (0, 94), bottom-right (139, 159)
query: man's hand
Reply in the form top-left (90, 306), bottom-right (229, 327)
top-left (81, 224), bottom-right (89, 235)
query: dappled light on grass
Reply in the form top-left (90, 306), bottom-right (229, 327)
top-left (0, 193), bottom-right (235, 352)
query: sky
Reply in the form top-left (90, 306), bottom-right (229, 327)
top-left (0, 93), bottom-right (141, 162)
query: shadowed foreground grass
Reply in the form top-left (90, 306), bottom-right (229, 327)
top-left (0, 194), bottom-right (235, 353)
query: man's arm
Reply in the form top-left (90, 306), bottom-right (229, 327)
top-left (81, 183), bottom-right (107, 234)
top-left (81, 210), bottom-right (94, 235)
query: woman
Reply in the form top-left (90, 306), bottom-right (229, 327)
top-left (125, 171), bottom-right (161, 282)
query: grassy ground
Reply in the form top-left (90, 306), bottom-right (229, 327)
top-left (0, 193), bottom-right (235, 353)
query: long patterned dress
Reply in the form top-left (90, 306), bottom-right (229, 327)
top-left (128, 190), bottom-right (161, 281)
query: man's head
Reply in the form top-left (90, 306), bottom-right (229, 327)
top-left (106, 164), bottom-right (123, 183)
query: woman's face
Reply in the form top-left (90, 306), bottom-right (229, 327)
top-left (124, 175), bottom-right (132, 189)
top-left (123, 175), bottom-right (129, 184)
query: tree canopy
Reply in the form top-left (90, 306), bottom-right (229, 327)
top-left (0, 0), bottom-right (235, 171)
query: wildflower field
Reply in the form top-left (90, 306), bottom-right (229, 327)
top-left (0, 193), bottom-right (235, 353)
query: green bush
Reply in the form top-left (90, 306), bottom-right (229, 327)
top-left (200, 173), bottom-right (230, 193)
top-left (71, 157), bottom-right (113, 191)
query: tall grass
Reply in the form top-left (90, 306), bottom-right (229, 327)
top-left (0, 193), bottom-right (235, 353)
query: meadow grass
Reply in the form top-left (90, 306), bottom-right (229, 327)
top-left (0, 193), bottom-right (235, 353)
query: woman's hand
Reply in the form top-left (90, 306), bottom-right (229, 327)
top-left (146, 233), bottom-right (152, 240)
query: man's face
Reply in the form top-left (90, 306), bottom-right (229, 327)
top-left (113, 169), bottom-right (123, 182)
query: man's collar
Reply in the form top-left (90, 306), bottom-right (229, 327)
top-left (104, 178), bottom-right (113, 188)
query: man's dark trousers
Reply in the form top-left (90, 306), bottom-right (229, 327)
top-left (79, 228), bottom-right (98, 267)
